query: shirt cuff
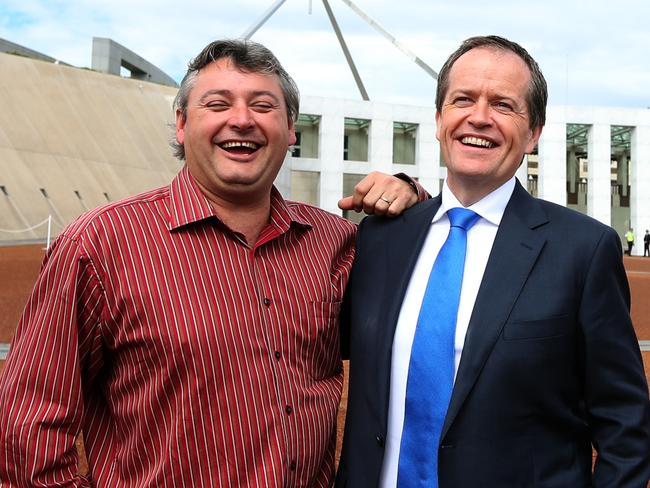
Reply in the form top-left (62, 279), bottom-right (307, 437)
top-left (394, 173), bottom-right (431, 202)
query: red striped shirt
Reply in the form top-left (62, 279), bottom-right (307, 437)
top-left (0, 165), bottom-right (356, 487)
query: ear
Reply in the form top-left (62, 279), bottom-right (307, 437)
top-left (287, 118), bottom-right (297, 146)
top-left (175, 108), bottom-right (186, 146)
top-left (435, 111), bottom-right (442, 141)
top-left (525, 125), bottom-right (543, 154)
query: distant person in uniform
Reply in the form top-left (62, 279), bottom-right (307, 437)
top-left (625, 227), bottom-right (635, 255)
top-left (644, 229), bottom-right (650, 257)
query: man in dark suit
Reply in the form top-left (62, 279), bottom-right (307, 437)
top-left (336, 36), bottom-right (650, 488)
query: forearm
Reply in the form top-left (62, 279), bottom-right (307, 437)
top-left (0, 236), bottom-right (103, 486)
top-left (0, 315), bottom-right (85, 484)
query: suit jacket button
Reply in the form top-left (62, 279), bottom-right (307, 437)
top-left (376, 434), bottom-right (385, 447)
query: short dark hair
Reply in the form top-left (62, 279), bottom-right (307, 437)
top-left (171, 39), bottom-right (300, 160)
top-left (435, 35), bottom-right (547, 129)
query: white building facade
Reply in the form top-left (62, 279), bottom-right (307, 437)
top-left (279, 96), bottom-right (650, 255)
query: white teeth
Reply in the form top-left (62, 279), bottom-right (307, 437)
top-left (461, 136), bottom-right (494, 148)
top-left (220, 141), bottom-right (260, 149)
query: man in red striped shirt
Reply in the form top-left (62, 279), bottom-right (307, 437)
top-left (0, 40), bottom-right (422, 486)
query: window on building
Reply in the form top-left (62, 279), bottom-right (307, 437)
top-left (344, 118), bottom-right (369, 162)
top-left (290, 171), bottom-right (320, 206)
top-left (393, 122), bottom-right (418, 165)
top-left (291, 114), bottom-right (320, 158)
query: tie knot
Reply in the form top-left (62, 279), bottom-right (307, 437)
top-left (447, 207), bottom-right (480, 231)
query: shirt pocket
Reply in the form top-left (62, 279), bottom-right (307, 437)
top-left (300, 300), bottom-right (342, 380)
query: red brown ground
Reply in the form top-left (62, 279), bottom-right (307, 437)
top-left (0, 244), bottom-right (43, 344)
top-left (1, 245), bottom-right (649, 479)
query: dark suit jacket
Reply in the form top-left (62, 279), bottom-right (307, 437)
top-left (336, 181), bottom-right (650, 488)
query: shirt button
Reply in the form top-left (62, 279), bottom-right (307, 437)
top-left (274, 351), bottom-right (281, 360)
top-left (285, 405), bottom-right (293, 415)
top-left (263, 297), bottom-right (272, 306)
top-left (376, 434), bottom-right (385, 447)
top-left (289, 461), bottom-right (296, 471)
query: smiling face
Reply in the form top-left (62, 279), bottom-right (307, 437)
top-left (436, 47), bottom-right (542, 205)
top-left (175, 58), bottom-right (296, 207)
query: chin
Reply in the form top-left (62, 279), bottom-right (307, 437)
top-left (450, 164), bottom-right (494, 178)
top-left (223, 177), bottom-right (261, 188)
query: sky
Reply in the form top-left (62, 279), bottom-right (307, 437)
top-left (2, 0), bottom-right (650, 109)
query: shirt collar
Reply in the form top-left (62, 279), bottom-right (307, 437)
top-left (268, 188), bottom-right (312, 231)
top-left (434, 176), bottom-right (516, 226)
top-left (168, 165), bottom-right (311, 231)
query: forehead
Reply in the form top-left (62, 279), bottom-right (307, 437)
top-left (191, 58), bottom-right (285, 97)
top-left (447, 47), bottom-right (531, 95)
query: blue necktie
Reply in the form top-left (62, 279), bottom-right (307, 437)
top-left (397, 207), bottom-right (480, 487)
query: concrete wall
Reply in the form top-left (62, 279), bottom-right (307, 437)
top-left (91, 37), bottom-right (178, 87)
top-left (0, 52), bottom-right (181, 242)
top-left (0, 38), bottom-right (67, 64)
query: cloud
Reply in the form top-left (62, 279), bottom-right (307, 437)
top-left (1, 0), bottom-right (648, 109)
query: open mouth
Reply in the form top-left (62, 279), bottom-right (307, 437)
top-left (218, 141), bottom-right (261, 155)
top-left (460, 136), bottom-right (495, 149)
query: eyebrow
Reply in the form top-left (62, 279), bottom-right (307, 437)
top-left (448, 89), bottom-right (521, 106)
top-left (198, 89), bottom-right (281, 104)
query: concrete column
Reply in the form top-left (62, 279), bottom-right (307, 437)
top-left (91, 38), bottom-right (122, 75)
top-left (274, 153), bottom-right (292, 198)
top-left (630, 125), bottom-right (650, 256)
top-left (318, 114), bottom-right (345, 215)
top-left (567, 148), bottom-right (577, 194)
top-left (368, 111), bottom-right (393, 174)
top-left (587, 124), bottom-right (611, 226)
top-left (618, 152), bottom-right (629, 197)
top-left (416, 122), bottom-right (439, 195)
top-left (537, 122), bottom-right (566, 205)
top-left (515, 155), bottom-right (528, 189)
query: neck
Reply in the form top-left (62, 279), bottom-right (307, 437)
top-left (200, 185), bottom-right (273, 246)
top-left (447, 176), bottom-right (509, 207)
top-left (447, 182), bottom-right (489, 207)
top-left (217, 202), bottom-right (270, 246)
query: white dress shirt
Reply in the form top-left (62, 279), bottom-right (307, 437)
top-left (378, 177), bottom-right (516, 488)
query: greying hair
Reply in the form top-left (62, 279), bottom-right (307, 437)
top-left (171, 39), bottom-right (300, 160)
top-left (435, 35), bottom-right (547, 129)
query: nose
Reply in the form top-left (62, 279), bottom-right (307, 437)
top-left (467, 99), bottom-right (491, 128)
top-left (228, 103), bottom-right (255, 130)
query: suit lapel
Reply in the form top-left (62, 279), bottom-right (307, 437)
top-left (441, 182), bottom-right (548, 439)
top-left (375, 197), bottom-right (442, 424)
